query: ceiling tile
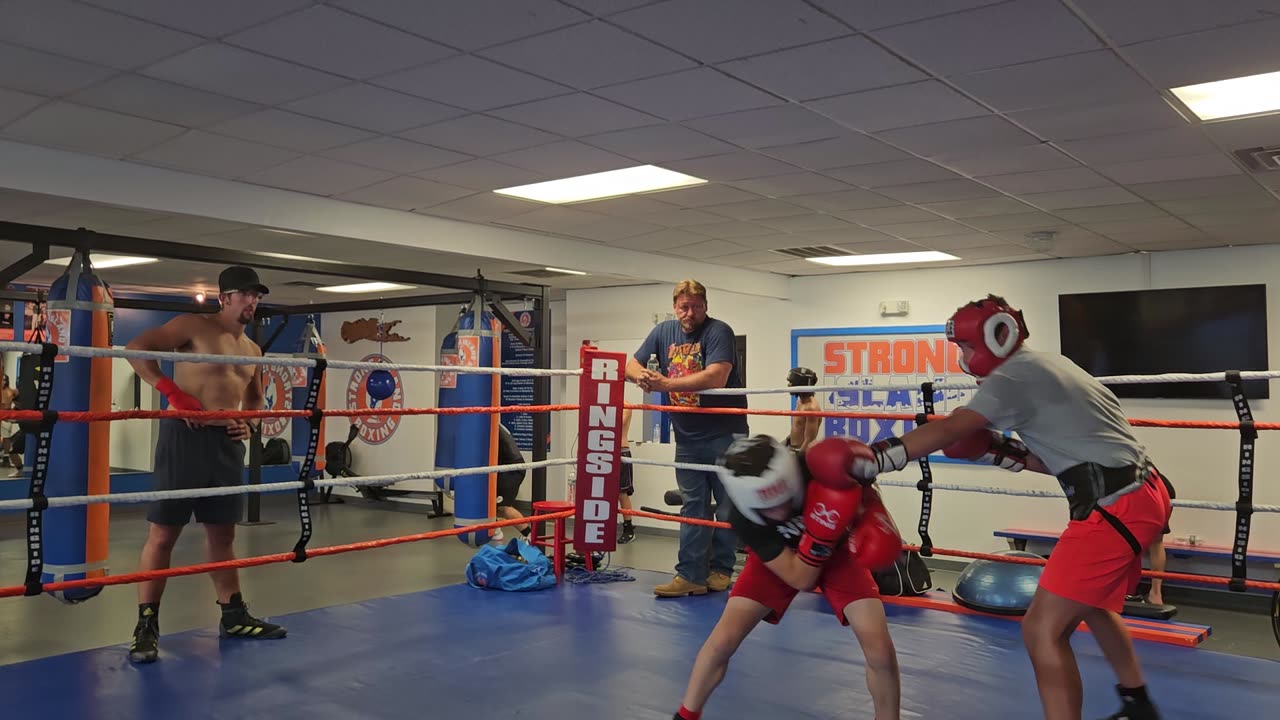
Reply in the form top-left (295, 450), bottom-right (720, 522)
top-left (130, 130), bottom-right (300, 178)
top-left (335, 176), bottom-right (475, 211)
top-left (594, 67), bottom-right (781, 122)
top-left (707, 249), bottom-right (794, 266)
top-left (629, 206), bottom-right (727, 227)
top-left (207, 109), bottom-right (375, 153)
top-left (1077, 215), bottom-right (1190, 235)
top-left (807, 0), bottom-right (1007, 31)
top-left (876, 219), bottom-right (976, 239)
top-left (980, 167), bottom-right (1113, 194)
top-left (372, 55), bottom-right (571, 112)
top-left (947, 243), bottom-right (1052, 260)
top-left (741, 228), bottom-right (900, 249)
top-left (612, 0), bottom-right (849, 63)
top-left (785, 189), bottom-right (899, 212)
top-left (399, 115), bottom-right (559, 156)
top-left (962, 211), bottom-right (1064, 231)
top-left (1156, 192), bottom-right (1279, 216)
top-left (757, 135), bottom-right (908, 170)
top-left (700, 198), bottom-right (809, 220)
top-left (1008, 96), bottom-right (1188, 142)
top-left (3, 101), bottom-right (184, 158)
top-left (414, 158), bottom-right (549, 191)
top-left (607, 228), bottom-right (715, 251)
top-left (81, 0), bottom-right (313, 37)
top-left (650, 184), bottom-right (767, 207)
top-left (0, 0), bottom-right (201, 70)
top-left (330, 0), bottom-right (587, 51)
top-left (665, 151), bottom-right (801, 182)
top-left (567, 216), bottom-right (668, 242)
top-left (0, 190), bottom-right (87, 220)
top-left (837, 205), bottom-right (943, 225)
top-left (1124, 175), bottom-right (1262, 201)
top-left (1071, 0), bottom-right (1278, 45)
top-left (876, 115), bottom-right (1040, 157)
top-left (226, 5), bottom-right (455, 79)
top-left (685, 105), bottom-right (849, 149)
top-left (582, 124), bottom-right (736, 164)
top-left (660, 239), bottom-right (750, 258)
top-left (1094, 153), bottom-right (1241, 185)
top-left (935, 145), bottom-right (1078, 178)
top-left (914, 233), bottom-right (1004, 251)
top-left (692, 220), bottom-right (778, 239)
top-left (1123, 16), bottom-right (1280, 87)
top-left (753, 213), bottom-right (858, 233)
top-left (875, 179), bottom-right (1000, 203)
top-left (1019, 186), bottom-right (1142, 210)
top-left (492, 205), bottom-right (607, 234)
top-left (243, 155), bottom-right (396, 196)
top-left (559, 0), bottom-right (660, 15)
top-left (490, 140), bottom-right (635, 176)
top-left (810, 81), bottom-right (988, 133)
top-left (67, 75), bottom-right (261, 129)
top-left (1201, 112), bottom-right (1280, 152)
top-left (285, 84), bottom-right (464, 134)
top-left (1043, 237), bottom-right (1135, 258)
top-left (871, 0), bottom-right (1101, 75)
top-left (0, 88), bottom-right (44, 126)
top-left (1054, 203), bottom-right (1169, 223)
top-left (142, 44), bottom-right (349, 105)
top-left (831, 238), bottom-right (934, 254)
top-left (479, 20), bottom-right (694, 90)
top-left (921, 197), bottom-right (1038, 219)
top-left (320, 137), bottom-right (472, 174)
top-left (718, 36), bottom-right (927, 101)
top-left (950, 51), bottom-right (1150, 112)
top-left (1059, 126), bottom-right (1220, 165)
top-left (489, 93), bottom-right (661, 137)
top-left (1177, 208), bottom-right (1280, 230)
top-left (729, 173), bottom-right (852, 197)
top-left (1117, 232), bottom-right (1221, 251)
top-left (559, 195), bottom-right (677, 218)
top-left (0, 42), bottom-right (116, 97)
top-left (827, 158), bottom-right (960, 188)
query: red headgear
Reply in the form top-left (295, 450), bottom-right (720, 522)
top-left (945, 297), bottom-right (1029, 377)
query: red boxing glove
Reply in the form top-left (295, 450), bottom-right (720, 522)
top-left (156, 378), bottom-right (202, 412)
top-left (806, 437), bottom-right (877, 489)
top-left (943, 429), bottom-right (1029, 472)
top-left (797, 481), bottom-right (863, 567)
top-left (849, 490), bottom-right (902, 571)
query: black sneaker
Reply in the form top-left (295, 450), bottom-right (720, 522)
top-left (619, 521), bottom-right (636, 544)
top-left (129, 610), bottom-right (159, 664)
top-left (1100, 686), bottom-right (1160, 720)
top-left (218, 593), bottom-right (287, 640)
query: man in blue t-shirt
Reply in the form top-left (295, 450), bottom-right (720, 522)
top-left (627, 279), bottom-right (747, 597)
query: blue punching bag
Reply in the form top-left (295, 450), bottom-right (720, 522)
top-left (434, 309), bottom-right (462, 490)
top-left (435, 302), bottom-right (499, 546)
top-left (44, 251), bottom-right (114, 603)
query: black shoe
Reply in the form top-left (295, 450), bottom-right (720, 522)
top-left (619, 522), bottom-right (636, 544)
top-left (129, 610), bottom-right (159, 664)
top-left (1100, 686), bottom-right (1160, 720)
top-left (218, 594), bottom-right (287, 640)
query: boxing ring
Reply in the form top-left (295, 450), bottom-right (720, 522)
top-left (0, 340), bottom-right (1277, 719)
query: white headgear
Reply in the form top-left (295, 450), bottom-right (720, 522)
top-left (716, 435), bottom-right (804, 525)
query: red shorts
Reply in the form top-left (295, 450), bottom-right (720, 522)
top-left (1038, 469), bottom-right (1173, 613)
top-left (730, 544), bottom-right (880, 625)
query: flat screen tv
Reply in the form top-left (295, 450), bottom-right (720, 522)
top-left (1058, 284), bottom-right (1270, 400)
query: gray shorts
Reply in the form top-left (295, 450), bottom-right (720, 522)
top-left (146, 420), bottom-right (246, 527)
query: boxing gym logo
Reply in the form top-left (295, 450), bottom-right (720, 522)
top-left (345, 354), bottom-right (404, 445)
top-left (260, 365), bottom-right (292, 438)
top-left (809, 502), bottom-right (840, 531)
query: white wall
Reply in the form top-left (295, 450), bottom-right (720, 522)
top-left (563, 283), bottom-right (792, 529)
top-left (323, 308), bottom-right (436, 496)
top-left (791, 248), bottom-right (1280, 554)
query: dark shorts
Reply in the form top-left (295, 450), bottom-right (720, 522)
top-left (619, 447), bottom-right (634, 496)
top-left (146, 420), bottom-right (247, 527)
top-left (497, 470), bottom-right (525, 508)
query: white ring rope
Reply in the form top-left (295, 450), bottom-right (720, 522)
top-left (0, 341), bottom-right (580, 378)
top-left (624, 457), bottom-right (1280, 514)
top-left (0, 458), bottom-right (576, 512)
top-left (699, 371), bottom-right (1280, 396)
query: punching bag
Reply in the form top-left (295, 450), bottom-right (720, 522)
top-left (434, 302), bottom-right (500, 546)
top-left (434, 309), bottom-right (461, 488)
top-left (44, 251), bottom-right (113, 603)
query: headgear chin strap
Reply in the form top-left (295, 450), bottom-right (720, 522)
top-left (946, 298), bottom-right (1029, 377)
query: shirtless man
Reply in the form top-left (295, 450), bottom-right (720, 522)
top-left (786, 367), bottom-right (820, 452)
top-left (0, 374), bottom-right (20, 476)
top-left (126, 266), bottom-right (285, 664)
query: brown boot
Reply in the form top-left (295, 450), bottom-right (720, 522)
top-left (706, 571), bottom-right (733, 592)
top-left (654, 576), bottom-right (707, 597)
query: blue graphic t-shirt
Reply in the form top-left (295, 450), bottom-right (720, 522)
top-left (634, 318), bottom-right (748, 444)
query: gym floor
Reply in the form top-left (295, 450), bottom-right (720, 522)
top-left (0, 495), bottom-right (1275, 666)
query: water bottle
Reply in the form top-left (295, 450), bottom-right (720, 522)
top-left (647, 354), bottom-right (661, 443)
top-left (646, 353), bottom-right (660, 374)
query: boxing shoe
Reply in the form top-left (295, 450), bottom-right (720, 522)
top-left (1099, 685), bottom-right (1160, 720)
top-left (129, 605), bottom-right (160, 664)
top-left (218, 593), bottom-right (287, 640)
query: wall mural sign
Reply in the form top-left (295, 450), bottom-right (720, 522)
top-left (340, 318), bottom-right (410, 344)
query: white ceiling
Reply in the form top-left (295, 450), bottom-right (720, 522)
top-left (0, 0), bottom-right (1278, 298)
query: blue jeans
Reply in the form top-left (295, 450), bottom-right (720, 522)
top-left (674, 433), bottom-right (740, 585)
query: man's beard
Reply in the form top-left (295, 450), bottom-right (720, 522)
top-left (239, 310), bottom-right (253, 325)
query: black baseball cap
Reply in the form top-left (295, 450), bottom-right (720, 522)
top-left (219, 266), bottom-right (269, 295)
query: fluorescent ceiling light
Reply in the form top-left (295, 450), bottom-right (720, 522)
top-left (316, 282), bottom-right (416, 294)
top-left (44, 254), bottom-right (158, 269)
top-left (1170, 70), bottom-right (1280, 121)
top-left (807, 251), bottom-right (958, 267)
top-left (545, 267), bottom-right (587, 275)
top-left (494, 165), bottom-right (706, 204)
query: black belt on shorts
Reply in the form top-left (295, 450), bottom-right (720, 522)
top-left (1056, 462), bottom-right (1148, 555)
